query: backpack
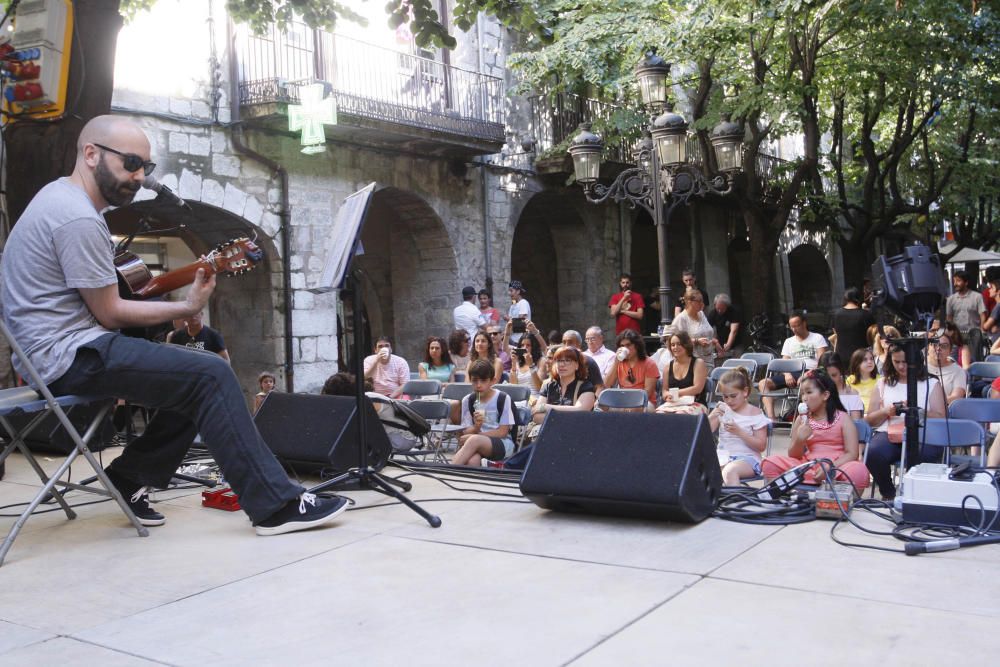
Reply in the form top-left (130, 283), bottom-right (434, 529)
top-left (467, 390), bottom-right (523, 441)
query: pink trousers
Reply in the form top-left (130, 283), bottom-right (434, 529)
top-left (761, 455), bottom-right (870, 489)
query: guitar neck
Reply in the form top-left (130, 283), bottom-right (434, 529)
top-left (133, 258), bottom-right (216, 299)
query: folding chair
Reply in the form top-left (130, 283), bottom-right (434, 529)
top-left (986, 355), bottom-right (1000, 364)
top-left (0, 320), bottom-right (148, 567)
top-left (596, 388), bottom-right (647, 411)
top-left (722, 357), bottom-right (758, 379)
top-left (397, 399), bottom-right (452, 463)
top-left (705, 366), bottom-right (729, 410)
top-left (492, 384), bottom-right (532, 449)
top-left (400, 379), bottom-right (442, 399)
top-left (442, 383), bottom-right (474, 402)
top-left (759, 358), bottom-right (805, 424)
top-left (965, 362), bottom-right (1000, 399)
top-left (740, 352), bottom-right (774, 382)
top-left (915, 418), bottom-right (986, 470)
top-left (946, 398), bottom-right (999, 466)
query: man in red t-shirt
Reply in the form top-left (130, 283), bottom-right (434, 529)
top-left (608, 273), bottom-right (645, 335)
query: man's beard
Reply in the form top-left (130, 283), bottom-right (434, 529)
top-left (95, 154), bottom-right (140, 207)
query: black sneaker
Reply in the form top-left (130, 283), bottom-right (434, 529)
top-left (255, 493), bottom-right (348, 536)
top-left (106, 470), bottom-right (165, 527)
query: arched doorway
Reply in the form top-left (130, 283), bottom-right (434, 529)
top-left (510, 192), bottom-right (592, 335)
top-left (354, 187), bottom-right (459, 365)
top-left (105, 198), bottom-right (282, 403)
top-left (788, 243), bottom-right (833, 321)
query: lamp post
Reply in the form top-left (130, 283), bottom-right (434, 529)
top-left (568, 51), bottom-right (744, 331)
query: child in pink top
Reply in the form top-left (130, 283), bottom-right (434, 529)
top-left (762, 369), bottom-right (869, 489)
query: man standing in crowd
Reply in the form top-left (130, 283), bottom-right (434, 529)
top-left (830, 287), bottom-right (874, 360)
top-left (707, 293), bottom-right (741, 359)
top-left (508, 280), bottom-right (531, 344)
top-left (561, 330), bottom-right (605, 393)
top-left (363, 336), bottom-right (410, 398)
top-left (453, 285), bottom-right (484, 341)
top-left (583, 326), bottom-right (616, 378)
top-left (674, 269), bottom-right (710, 316)
top-left (608, 273), bottom-right (644, 335)
top-left (167, 310), bottom-right (229, 362)
top-left (758, 313), bottom-right (828, 419)
top-left (947, 270), bottom-right (986, 360)
top-left (0, 115), bottom-right (346, 534)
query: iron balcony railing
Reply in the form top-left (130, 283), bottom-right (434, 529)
top-left (528, 92), bottom-right (643, 164)
top-left (236, 23), bottom-right (505, 143)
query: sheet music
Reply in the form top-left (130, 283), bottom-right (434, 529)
top-left (311, 182), bottom-right (376, 293)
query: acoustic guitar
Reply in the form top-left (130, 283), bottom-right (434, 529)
top-left (115, 237), bottom-right (264, 300)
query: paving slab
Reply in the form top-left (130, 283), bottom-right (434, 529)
top-left (572, 578), bottom-right (996, 666)
top-left (712, 509), bottom-right (1000, 616)
top-left (0, 620), bottom-right (54, 654)
top-left (0, 637), bottom-right (162, 667)
top-left (76, 535), bottom-right (698, 667)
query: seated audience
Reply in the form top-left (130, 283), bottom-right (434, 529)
top-left (469, 330), bottom-right (504, 384)
top-left (253, 371), bottom-right (277, 413)
top-left (531, 346), bottom-right (596, 423)
top-left (603, 329), bottom-right (659, 408)
top-left (819, 352), bottom-right (863, 418)
top-left (759, 312), bottom-right (828, 419)
top-left (656, 331), bottom-right (708, 415)
top-left (509, 334), bottom-right (543, 396)
top-left (448, 329), bottom-right (471, 374)
top-left (583, 326), bottom-right (617, 378)
top-left (486, 324), bottom-right (512, 372)
top-left (762, 369), bottom-right (869, 489)
top-left (707, 367), bottom-right (771, 485)
top-left (363, 336), bottom-right (410, 398)
top-left (648, 330), bottom-right (674, 375)
top-left (941, 321), bottom-right (973, 369)
top-left (926, 335), bottom-right (967, 404)
top-left (561, 329), bottom-right (605, 393)
top-left (452, 359), bottom-right (516, 466)
top-left (864, 345), bottom-right (947, 499)
top-left (846, 348), bottom-right (879, 413)
top-left (868, 324), bottom-right (900, 374)
top-left (418, 336), bottom-right (456, 383)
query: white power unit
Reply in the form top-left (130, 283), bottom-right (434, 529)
top-left (898, 463), bottom-right (999, 528)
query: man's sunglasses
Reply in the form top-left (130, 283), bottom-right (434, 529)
top-left (94, 143), bottom-right (156, 176)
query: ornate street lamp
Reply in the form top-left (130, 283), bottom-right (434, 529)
top-left (568, 52), bottom-right (743, 331)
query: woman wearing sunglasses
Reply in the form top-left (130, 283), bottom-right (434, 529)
top-left (603, 329), bottom-right (659, 409)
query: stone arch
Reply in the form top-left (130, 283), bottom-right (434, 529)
top-left (510, 191), bottom-right (593, 334)
top-left (105, 198), bottom-right (283, 404)
top-left (788, 243), bottom-right (833, 320)
top-left (354, 187), bottom-right (459, 364)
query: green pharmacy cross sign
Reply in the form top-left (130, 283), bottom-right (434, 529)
top-left (288, 83), bottom-right (337, 155)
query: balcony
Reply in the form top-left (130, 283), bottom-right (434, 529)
top-left (236, 24), bottom-right (506, 157)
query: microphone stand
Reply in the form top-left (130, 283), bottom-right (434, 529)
top-left (306, 271), bottom-right (441, 528)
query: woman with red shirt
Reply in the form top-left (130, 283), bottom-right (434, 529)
top-left (602, 329), bottom-right (659, 409)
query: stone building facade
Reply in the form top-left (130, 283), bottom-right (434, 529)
top-left (102, 1), bottom-right (834, 402)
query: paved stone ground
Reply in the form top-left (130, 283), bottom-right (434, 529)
top-left (0, 431), bottom-right (997, 666)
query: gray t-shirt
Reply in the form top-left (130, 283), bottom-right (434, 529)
top-left (0, 178), bottom-right (117, 386)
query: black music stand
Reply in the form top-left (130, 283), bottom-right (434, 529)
top-left (306, 184), bottom-right (441, 528)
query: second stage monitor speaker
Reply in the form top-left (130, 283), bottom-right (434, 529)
top-left (520, 411), bottom-right (722, 523)
top-left (254, 392), bottom-right (391, 472)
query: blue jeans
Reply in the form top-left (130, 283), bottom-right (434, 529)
top-left (866, 431), bottom-right (943, 499)
top-left (49, 333), bottom-right (302, 522)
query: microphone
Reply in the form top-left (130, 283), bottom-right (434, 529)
top-left (143, 176), bottom-right (191, 211)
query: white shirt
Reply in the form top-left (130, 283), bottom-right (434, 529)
top-left (508, 298), bottom-right (531, 343)
top-left (453, 300), bottom-right (484, 340)
top-left (780, 331), bottom-right (829, 370)
top-left (585, 345), bottom-right (617, 378)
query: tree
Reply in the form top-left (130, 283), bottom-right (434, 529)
top-left (2, 0), bottom-right (549, 225)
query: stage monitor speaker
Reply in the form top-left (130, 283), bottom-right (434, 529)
top-left (254, 393), bottom-right (391, 473)
top-left (519, 411), bottom-right (722, 523)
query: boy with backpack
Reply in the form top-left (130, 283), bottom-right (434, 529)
top-left (452, 359), bottom-right (515, 466)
